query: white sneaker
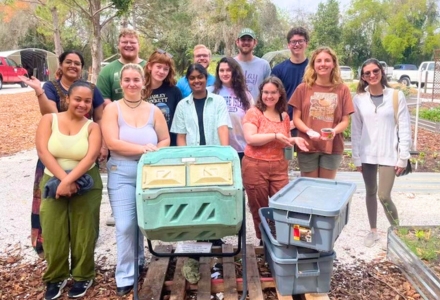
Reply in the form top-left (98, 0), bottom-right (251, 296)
top-left (106, 215), bottom-right (115, 226)
top-left (364, 231), bottom-right (379, 248)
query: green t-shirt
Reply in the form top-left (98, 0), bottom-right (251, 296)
top-left (96, 59), bottom-right (146, 101)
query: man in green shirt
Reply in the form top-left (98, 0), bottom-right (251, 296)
top-left (97, 28), bottom-right (146, 107)
top-left (97, 29), bottom-right (146, 226)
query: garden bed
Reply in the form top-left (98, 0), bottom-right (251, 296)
top-left (387, 226), bottom-right (440, 299)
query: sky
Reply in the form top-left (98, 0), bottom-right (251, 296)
top-left (271, 0), bottom-right (352, 13)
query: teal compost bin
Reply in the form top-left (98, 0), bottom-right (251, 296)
top-left (136, 146), bottom-right (243, 242)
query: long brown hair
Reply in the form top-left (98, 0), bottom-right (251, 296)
top-left (356, 58), bottom-right (390, 94)
top-left (213, 57), bottom-right (251, 110)
top-left (143, 50), bottom-right (177, 99)
top-left (255, 76), bottom-right (287, 114)
top-left (303, 46), bottom-right (343, 88)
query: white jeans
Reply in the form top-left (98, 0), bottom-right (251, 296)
top-left (107, 158), bottom-right (144, 287)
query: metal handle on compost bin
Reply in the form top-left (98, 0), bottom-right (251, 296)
top-left (285, 211), bottom-right (312, 227)
top-left (295, 261), bottom-right (320, 278)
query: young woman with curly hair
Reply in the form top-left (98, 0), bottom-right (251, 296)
top-left (242, 76), bottom-right (309, 243)
top-left (289, 46), bottom-right (354, 179)
top-left (208, 57), bottom-right (253, 160)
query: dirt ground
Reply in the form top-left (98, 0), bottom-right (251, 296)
top-left (0, 92), bottom-right (437, 299)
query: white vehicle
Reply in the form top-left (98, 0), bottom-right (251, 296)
top-left (340, 66), bottom-right (354, 81)
top-left (391, 61), bottom-right (435, 87)
top-left (380, 61), bottom-right (393, 80)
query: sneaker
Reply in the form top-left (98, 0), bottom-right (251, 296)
top-left (106, 215), bottom-right (115, 226)
top-left (364, 231), bottom-right (379, 248)
top-left (67, 280), bottom-right (93, 298)
top-left (45, 279), bottom-right (67, 300)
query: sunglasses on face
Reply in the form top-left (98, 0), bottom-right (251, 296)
top-left (156, 49), bottom-right (173, 58)
top-left (362, 68), bottom-right (381, 78)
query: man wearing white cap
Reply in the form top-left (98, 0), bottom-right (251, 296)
top-left (234, 28), bottom-right (271, 99)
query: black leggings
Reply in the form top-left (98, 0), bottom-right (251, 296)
top-left (361, 163), bottom-right (399, 228)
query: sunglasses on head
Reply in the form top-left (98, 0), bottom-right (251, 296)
top-left (156, 49), bottom-right (173, 58)
top-left (362, 68), bottom-right (381, 78)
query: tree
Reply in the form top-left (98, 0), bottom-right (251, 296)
top-left (309, 0), bottom-right (342, 53)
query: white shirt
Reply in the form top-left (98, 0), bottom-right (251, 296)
top-left (351, 87), bottom-right (411, 168)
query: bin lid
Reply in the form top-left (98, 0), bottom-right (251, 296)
top-left (269, 178), bottom-right (356, 216)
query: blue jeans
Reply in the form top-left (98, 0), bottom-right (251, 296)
top-left (107, 158), bottom-right (144, 287)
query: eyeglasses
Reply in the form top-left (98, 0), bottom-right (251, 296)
top-left (288, 39), bottom-right (306, 46)
top-left (156, 49), bottom-right (173, 58)
top-left (362, 68), bottom-right (381, 78)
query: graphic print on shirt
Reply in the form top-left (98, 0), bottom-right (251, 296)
top-left (244, 70), bottom-right (257, 93)
top-left (149, 93), bottom-right (170, 122)
top-left (309, 92), bottom-right (338, 122)
top-left (223, 95), bottom-right (244, 113)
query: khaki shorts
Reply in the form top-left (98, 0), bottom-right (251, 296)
top-left (297, 152), bottom-right (343, 172)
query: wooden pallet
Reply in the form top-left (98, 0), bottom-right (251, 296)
top-left (138, 244), bottom-right (330, 300)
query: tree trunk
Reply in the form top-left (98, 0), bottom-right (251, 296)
top-left (90, 0), bottom-right (102, 83)
top-left (50, 6), bottom-right (63, 56)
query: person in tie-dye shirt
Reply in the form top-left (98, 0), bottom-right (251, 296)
top-left (208, 57), bottom-right (253, 161)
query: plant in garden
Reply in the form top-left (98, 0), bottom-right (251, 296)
top-left (418, 107), bottom-right (440, 122)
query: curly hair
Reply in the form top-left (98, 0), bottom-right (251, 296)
top-left (287, 27), bottom-right (309, 43)
top-left (255, 76), bottom-right (287, 114)
top-left (143, 50), bottom-right (177, 99)
top-left (212, 57), bottom-right (251, 110)
top-left (303, 46), bottom-right (343, 89)
top-left (356, 58), bottom-right (390, 94)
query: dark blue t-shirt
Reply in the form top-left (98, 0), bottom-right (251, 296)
top-left (271, 58), bottom-right (308, 117)
top-left (43, 80), bottom-right (105, 112)
top-left (147, 83), bottom-right (183, 146)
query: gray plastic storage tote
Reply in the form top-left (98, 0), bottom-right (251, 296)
top-left (263, 228), bottom-right (335, 296)
top-left (268, 178), bottom-right (356, 252)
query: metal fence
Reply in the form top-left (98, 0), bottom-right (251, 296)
top-left (433, 49), bottom-right (440, 101)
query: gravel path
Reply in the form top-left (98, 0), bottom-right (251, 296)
top-left (1, 149), bottom-right (440, 267)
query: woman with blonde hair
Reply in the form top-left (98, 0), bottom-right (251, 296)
top-left (143, 50), bottom-right (182, 145)
top-left (102, 63), bottom-right (170, 296)
top-left (289, 46), bottom-right (354, 179)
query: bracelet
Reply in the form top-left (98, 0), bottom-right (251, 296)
top-left (36, 91), bottom-right (45, 97)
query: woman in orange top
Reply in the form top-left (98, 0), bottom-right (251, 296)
top-left (242, 76), bottom-right (308, 242)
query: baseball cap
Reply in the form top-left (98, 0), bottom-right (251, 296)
top-left (238, 28), bottom-right (256, 39)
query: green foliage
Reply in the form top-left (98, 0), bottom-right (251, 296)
top-left (343, 117), bottom-right (352, 140)
top-left (418, 107), bottom-right (440, 122)
top-left (397, 228), bottom-right (440, 262)
top-left (309, 0), bottom-right (342, 52)
top-left (392, 83), bottom-right (412, 97)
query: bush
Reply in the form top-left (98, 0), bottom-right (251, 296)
top-left (390, 83), bottom-right (413, 97)
top-left (419, 107), bottom-right (440, 122)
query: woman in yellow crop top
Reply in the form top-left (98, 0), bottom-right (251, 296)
top-left (35, 80), bottom-right (103, 300)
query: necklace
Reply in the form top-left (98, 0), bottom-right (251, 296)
top-left (123, 98), bottom-right (143, 109)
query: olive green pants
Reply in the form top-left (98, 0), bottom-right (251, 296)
top-left (40, 166), bottom-right (102, 283)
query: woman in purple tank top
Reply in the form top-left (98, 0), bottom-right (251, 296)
top-left (101, 63), bottom-right (170, 296)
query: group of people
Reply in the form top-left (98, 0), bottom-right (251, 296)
top-left (22, 26), bottom-right (412, 300)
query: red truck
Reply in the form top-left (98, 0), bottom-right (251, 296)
top-left (0, 56), bottom-right (28, 89)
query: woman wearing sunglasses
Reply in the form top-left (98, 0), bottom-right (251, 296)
top-left (144, 50), bottom-right (182, 146)
top-left (351, 58), bottom-right (411, 248)
top-left (289, 46), bottom-right (354, 179)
